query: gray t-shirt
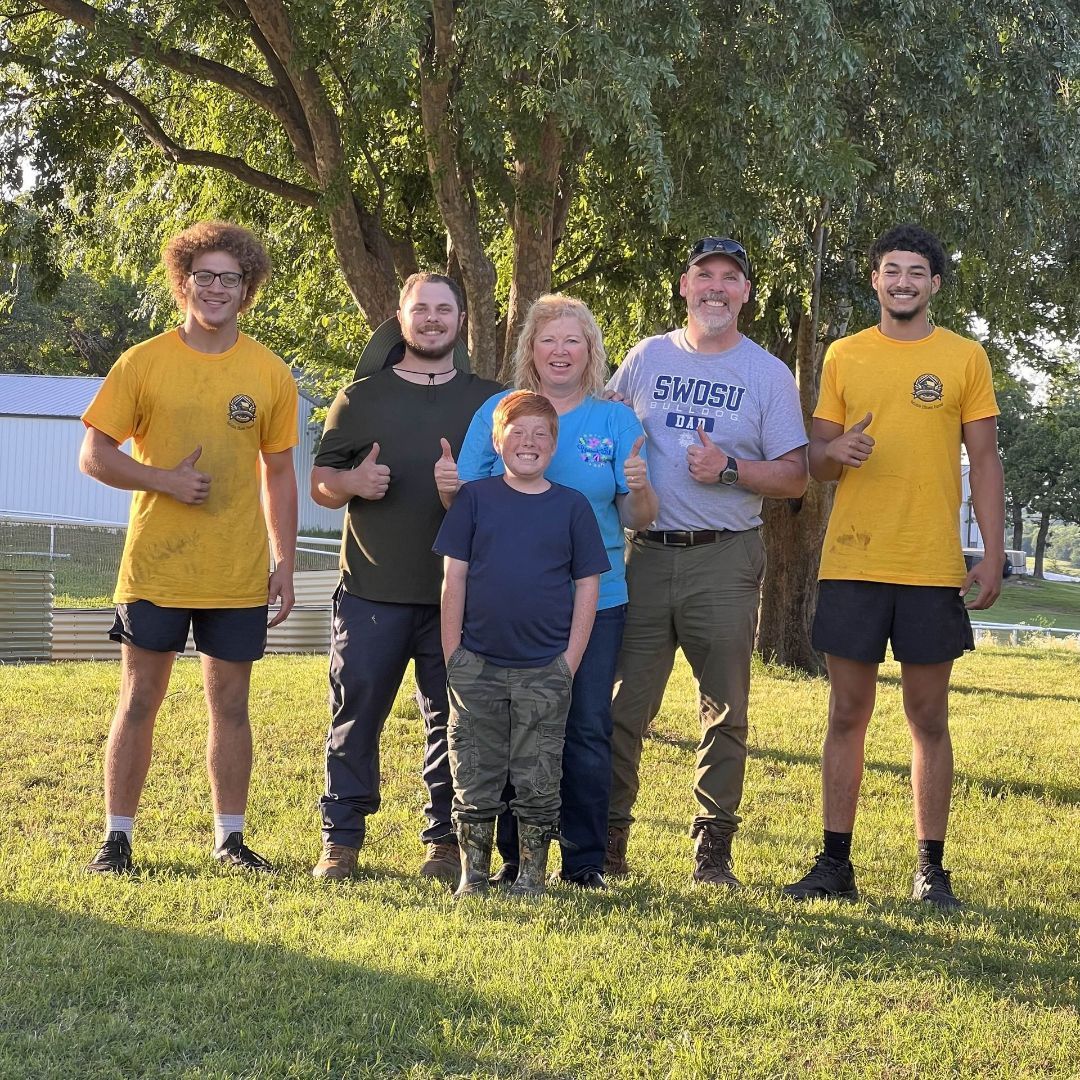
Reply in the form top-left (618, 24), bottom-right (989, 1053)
top-left (607, 331), bottom-right (807, 531)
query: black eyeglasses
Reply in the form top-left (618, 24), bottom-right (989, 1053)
top-left (190, 270), bottom-right (244, 288)
top-left (687, 237), bottom-right (749, 269)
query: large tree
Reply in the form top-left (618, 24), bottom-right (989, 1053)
top-left (3, 0), bottom-right (1080, 668)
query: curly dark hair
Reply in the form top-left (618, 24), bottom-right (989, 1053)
top-left (869, 224), bottom-right (947, 279)
top-left (163, 221), bottom-right (271, 314)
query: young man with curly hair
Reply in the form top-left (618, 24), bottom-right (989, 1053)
top-left (80, 220), bottom-right (298, 875)
top-left (784, 224), bottom-right (1005, 910)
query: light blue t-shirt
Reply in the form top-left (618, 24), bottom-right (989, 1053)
top-left (457, 392), bottom-right (648, 609)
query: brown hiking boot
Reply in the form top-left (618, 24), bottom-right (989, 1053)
top-left (419, 841), bottom-right (460, 883)
top-left (312, 842), bottom-right (360, 881)
top-left (604, 825), bottom-right (631, 878)
top-left (691, 823), bottom-right (741, 888)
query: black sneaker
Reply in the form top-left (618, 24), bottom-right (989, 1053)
top-left (912, 865), bottom-right (961, 910)
top-left (560, 869), bottom-right (607, 890)
top-left (783, 852), bottom-right (858, 901)
top-left (213, 832), bottom-right (274, 873)
top-left (86, 831), bottom-right (133, 874)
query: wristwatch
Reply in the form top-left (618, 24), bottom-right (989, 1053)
top-left (719, 456), bottom-right (739, 486)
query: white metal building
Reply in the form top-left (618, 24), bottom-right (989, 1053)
top-left (0, 373), bottom-right (343, 533)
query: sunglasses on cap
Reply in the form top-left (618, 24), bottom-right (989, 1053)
top-left (686, 237), bottom-right (750, 278)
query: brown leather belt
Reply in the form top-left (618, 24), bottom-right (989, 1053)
top-left (634, 529), bottom-right (730, 547)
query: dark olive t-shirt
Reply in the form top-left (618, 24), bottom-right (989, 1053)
top-left (315, 368), bottom-right (503, 605)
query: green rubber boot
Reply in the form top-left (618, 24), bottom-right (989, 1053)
top-left (454, 820), bottom-right (495, 899)
top-left (508, 822), bottom-right (552, 897)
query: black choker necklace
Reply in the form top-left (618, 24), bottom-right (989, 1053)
top-left (396, 366), bottom-right (455, 383)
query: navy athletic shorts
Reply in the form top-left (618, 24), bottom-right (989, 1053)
top-left (812, 580), bottom-right (974, 665)
top-left (109, 600), bottom-right (269, 662)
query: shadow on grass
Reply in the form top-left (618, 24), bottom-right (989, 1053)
top-left (878, 671), bottom-right (1080, 705)
top-left (0, 899), bottom-right (550, 1079)
top-left (537, 878), bottom-right (1080, 1013)
top-left (643, 732), bottom-right (1080, 807)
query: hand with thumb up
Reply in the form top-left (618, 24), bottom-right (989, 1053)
top-left (348, 442), bottom-right (392, 500)
top-left (434, 437), bottom-right (461, 507)
top-left (166, 446), bottom-right (212, 504)
top-left (825, 412), bottom-right (875, 468)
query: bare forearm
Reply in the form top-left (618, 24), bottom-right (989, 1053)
top-left (809, 437), bottom-right (843, 483)
top-left (970, 458), bottom-right (1006, 558)
top-left (565, 577), bottom-right (599, 671)
top-left (310, 465), bottom-right (352, 509)
top-left (619, 484), bottom-right (659, 529)
top-left (264, 468), bottom-right (298, 573)
top-left (737, 455), bottom-right (809, 498)
top-left (80, 433), bottom-right (170, 494)
top-left (441, 564), bottom-right (467, 661)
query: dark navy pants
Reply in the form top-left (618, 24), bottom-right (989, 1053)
top-left (321, 589), bottom-right (454, 848)
top-left (496, 604), bottom-right (626, 877)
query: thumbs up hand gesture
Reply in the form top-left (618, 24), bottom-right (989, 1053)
top-left (349, 442), bottom-right (392, 500)
top-left (166, 446), bottom-right (211, 504)
top-left (433, 437), bottom-right (461, 500)
top-left (825, 412), bottom-right (875, 468)
top-left (686, 427), bottom-right (731, 484)
top-left (623, 435), bottom-right (648, 491)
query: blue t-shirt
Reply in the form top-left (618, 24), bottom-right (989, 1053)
top-left (433, 477), bottom-right (610, 668)
top-left (457, 393), bottom-right (647, 609)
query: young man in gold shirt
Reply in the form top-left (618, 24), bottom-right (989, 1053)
top-left (785, 224), bottom-right (1005, 910)
top-left (80, 221), bottom-right (298, 875)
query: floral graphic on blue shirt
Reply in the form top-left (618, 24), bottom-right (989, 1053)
top-left (578, 434), bottom-right (614, 467)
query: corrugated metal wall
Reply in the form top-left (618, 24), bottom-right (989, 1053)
top-left (0, 407), bottom-right (345, 534)
top-left (0, 570), bottom-right (54, 661)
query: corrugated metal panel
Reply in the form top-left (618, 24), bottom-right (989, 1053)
top-left (0, 374), bottom-right (103, 418)
top-left (293, 570), bottom-right (340, 606)
top-left (0, 570), bottom-right (54, 661)
top-left (50, 605), bottom-right (331, 660)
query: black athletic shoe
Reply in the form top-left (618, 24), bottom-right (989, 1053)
top-left (86, 831), bottom-right (133, 874)
top-left (212, 832), bottom-right (274, 873)
top-left (912, 865), bottom-right (961, 910)
top-left (561, 869), bottom-right (607, 890)
top-left (782, 852), bottom-right (858, 901)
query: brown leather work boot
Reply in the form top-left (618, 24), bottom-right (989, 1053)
top-left (312, 842), bottom-right (360, 881)
top-left (604, 825), bottom-right (631, 878)
top-left (419, 840), bottom-right (460, 883)
top-left (691, 823), bottom-right (741, 888)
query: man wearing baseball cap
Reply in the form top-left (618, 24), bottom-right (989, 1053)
top-left (604, 237), bottom-right (809, 886)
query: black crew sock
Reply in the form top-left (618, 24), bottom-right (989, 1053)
top-left (917, 839), bottom-right (945, 870)
top-left (823, 830), bottom-right (853, 862)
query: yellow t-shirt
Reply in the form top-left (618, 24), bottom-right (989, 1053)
top-left (83, 329), bottom-right (299, 607)
top-left (815, 326), bottom-right (998, 586)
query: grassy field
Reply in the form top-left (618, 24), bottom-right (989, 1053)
top-left (980, 576), bottom-right (1080, 630)
top-left (1, 647), bottom-right (1078, 1079)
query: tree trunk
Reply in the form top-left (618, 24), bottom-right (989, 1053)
top-left (758, 483), bottom-right (832, 674)
top-left (418, 0), bottom-right (500, 379)
top-left (1033, 507), bottom-right (1051, 579)
top-left (500, 118), bottom-right (567, 379)
top-left (757, 292), bottom-right (832, 673)
top-left (1011, 499), bottom-right (1024, 552)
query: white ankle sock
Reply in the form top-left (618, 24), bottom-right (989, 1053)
top-left (214, 814), bottom-right (245, 847)
top-left (105, 815), bottom-right (134, 840)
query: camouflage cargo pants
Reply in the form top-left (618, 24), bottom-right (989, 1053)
top-left (446, 647), bottom-right (573, 825)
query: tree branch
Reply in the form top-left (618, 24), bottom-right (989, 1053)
top-left (35, 0), bottom-right (293, 124)
top-left (93, 76), bottom-right (322, 207)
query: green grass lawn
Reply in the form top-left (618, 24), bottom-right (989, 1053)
top-left (1, 648), bottom-right (1078, 1079)
top-left (978, 575), bottom-right (1080, 630)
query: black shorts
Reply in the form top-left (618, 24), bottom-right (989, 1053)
top-left (812, 580), bottom-right (974, 665)
top-left (109, 600), bottom-right (269, 662)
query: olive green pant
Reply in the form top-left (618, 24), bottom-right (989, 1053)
top-left (608, 530), bottom-right (766, 833)
top-left (446, 647), bottom-right (573, 825)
